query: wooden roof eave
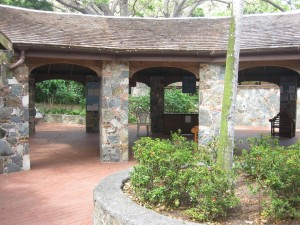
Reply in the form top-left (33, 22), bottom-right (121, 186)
top-left (11, 43), bottom-right (300, 63)
top-left (12, 43), bottom-right (221, 62)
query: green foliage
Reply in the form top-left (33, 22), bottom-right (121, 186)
top-left (129, 95), bottom-right (150, 123)
top-left (191, 8), bottom-right (204, 17)
top-left (130, 133), bottom-right (238, 222)
top-left (129, 95), bottom-right (150, 113)
top-left (243, 0), bottom-right (290, 14)
top-left (41, 108), bottom-right (85, 116)
top-left (0, 0), bottom-right (53, 10)
top-left (129, 88), bottom-right (198, 123)
top-left (36, 80), bottom-right (85, 105)
top-left (37, 103), bottom-right (86, 116)
top-left (238, 135), bottom-right (300, 220)
top-left (164, 88), bottom-right (198, 113)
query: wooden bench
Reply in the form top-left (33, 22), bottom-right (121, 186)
top-left (269, 112), bottom-right (295, 138)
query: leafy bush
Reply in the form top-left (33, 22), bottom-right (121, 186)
top-left (36, 80), bottom-right (85, 105)
top-left (129, 95), bottom-right (150, 123)
top-left (239, 135), bottom-right (300, 220)
top-left (164, 88), bottom-right (198, 113)
top-left (37, 104), bottom-right (86, 116)
top-left (129, 88), bottom-right (198, 123)
top-left (130, 133), bottom-right (238, 222)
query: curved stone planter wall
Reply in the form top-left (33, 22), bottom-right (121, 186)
top-left (93, 169), bottom-right (203, 225)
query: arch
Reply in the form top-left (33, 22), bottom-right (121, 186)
top-left (130, 66), bottom-right (198, 134)
top-left (238, 66), bottom-right (300, 86)
top-left (131, 67), bottom-right (198, 87)
top-left (31, 63), bottom-right (98, 85)
top-left (29, 63), bottom-right (100, 134)
top-left (237, 66), bottom-right (300, 136)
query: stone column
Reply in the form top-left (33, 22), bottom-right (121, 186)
top-left (0, 50), bottom-right (30, 173)
top-left (279, 76), bottom-right (297, 135)
top-left (29, 75), bottom-right (36, 134)
top-left (150, 76), bottom-right (164, 133)
top-left (280, 76), bottom-right (297, 119)
top-left (100, 60), bottom-right (129, 162)
top-left (297, 88), bottom-right (300, 129)
top-left (86, 76), bottom-right (100, 133)
top-left (198, 63), bottom-right (225, 145)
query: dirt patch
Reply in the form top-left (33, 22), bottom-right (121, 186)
top-left (123, 175), bottom-right (300, 225)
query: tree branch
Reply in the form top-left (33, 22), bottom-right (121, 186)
top-left (55, 0), bottom-right (95, 14)
top-left (119, 0), bottom-right (129, 16)
top-left (131, 0), bottom-right (138, 16)
top-left (163, 0), bottom-right (170, 17)
top-left (186, 0), bottom-right (204, 17)
top-left (110, 0), bottom-right (119, 14)
top-left (96, 3), bottom-right (114, 16)
top-left (172, 0), bottom-right (187, 17)
top-left (261, 0), bottom-right (285, 11)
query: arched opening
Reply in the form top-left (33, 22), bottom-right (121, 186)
top-left (235, 66), bottom-right (300, 150)
top-left (130, 67), bottom-right (198, 143)
top-left (29, 63), bottom-right (100, 169)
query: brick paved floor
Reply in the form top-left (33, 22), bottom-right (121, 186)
top-left (0, 123), bottom-right (135, 225)
top-left (0, 123), bottom-right (298, 225)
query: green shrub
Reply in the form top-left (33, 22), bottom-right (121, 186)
top-left (128, 88), bottom-right (198, 123)
top-left (39, 107), bottom-right (86, 116)
top-left (129, 95), bottom-right (150, 123)
top-left (164, 88), bottom-right (198, 113)
top-left (239, 135), bottom-right (300, 220)
top-left (130, 133), bottom-right (238, 222)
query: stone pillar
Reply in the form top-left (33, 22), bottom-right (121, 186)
top-left (279, 76), bottom-right (297, 134)
top-left (86, 76), bottom-right (100, 133)
top-left (29, 75), bottom-right (36, 134)
top-left (297, 88), bottom-right (300, 130)
top-left (198, 63), bottom-right (225, 145)
top-left (150, 76), bottom-right (164, 133)
top-left (0, 50), bottom-right (30, 173)
top-left (100, 60), bottom-right (129, 162)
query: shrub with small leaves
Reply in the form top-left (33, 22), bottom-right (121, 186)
top-left (130, 133), bottom-right (238, 222)
top-left (239, 135), bottom-right (300, 220)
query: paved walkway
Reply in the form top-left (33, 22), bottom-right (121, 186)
top-left (1, 123), bottom-right (299, 225)
top-left (0, 123), bottom-right (135, 225)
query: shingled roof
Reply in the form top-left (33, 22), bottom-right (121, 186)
top-left (0, 4), bottom-right (300, 58)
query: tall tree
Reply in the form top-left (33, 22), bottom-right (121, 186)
top-left (53, 0), bottom-right (298, 17)
top-left (1, 0), bottom-right (297, 16)
top-left (54, 0), bottom-right (206, 17)
top-left (217, 0), bottom-right (243, 170)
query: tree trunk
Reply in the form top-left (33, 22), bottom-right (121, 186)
top-left (119, 0), bottom-right (129, 16)
top-left (217, 0), bottom-right (244, 170)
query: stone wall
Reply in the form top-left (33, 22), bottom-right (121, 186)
top-left (100, 61), bottom-right (129, 162)
top-left (198, 64), bottom-right (225, 145)
top-left (297, 89), bottom-right (300, 129)
top-left (93, 170), bottom-right (202, 225)
top-left (236, 85), bottom-right (280, 127)
top-left (0, 50), bottom-right (30, 173)
top-left (131, 79), bottom-right (294, 128)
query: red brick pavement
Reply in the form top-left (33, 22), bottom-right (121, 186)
top-left (0, 123), bottom-right (135, 225)
top-left (1, 123), bottom-right (298, 225)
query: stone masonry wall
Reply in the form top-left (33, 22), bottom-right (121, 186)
top-left (236, 86), bottom-right (280, 127)
top-left (297, 89), bottom-right (300, 129)
top-left (198, 64), bottom-right (225, 145)
top-left (132, 78), bottom-right (289, 129)
top-left (0, 50), bottom-right (30, 173)
top-left (100, 61), bottom-right (129, 162)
